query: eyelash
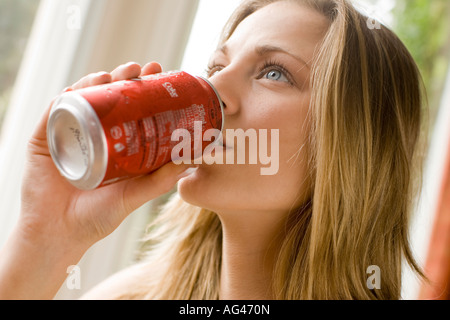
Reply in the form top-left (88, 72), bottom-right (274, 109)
top-left (205, 59), bottom-right (295, 86)
top-left (205, 64), bottom-right (224, 78)
top-left (259, 59), bottom-right (294, 85)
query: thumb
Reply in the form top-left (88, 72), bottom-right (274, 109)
top-left (121, 162), bottom-right (198, 213)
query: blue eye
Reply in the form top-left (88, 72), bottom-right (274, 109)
top-left (265, 69), bottom-right (288, 82)
top-left (261, 65), bottom-right (291, 84)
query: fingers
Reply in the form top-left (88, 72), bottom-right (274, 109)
top-left (71, 71), bottom-right (112, 91)
top-left (120, 162), bottom-right (198, 214)
top-left (67, 61), bottom-right (163, 92)
top-left (69, 62), bottom-right (140, 91)
top-left (43, 60), bottom-right (162, 148)
top-left (110, 62), bottom-right (142, 81)
top-left (141, 62), bottom-right (163, 76)
top-left (40, 61), bottom-right (163, 146)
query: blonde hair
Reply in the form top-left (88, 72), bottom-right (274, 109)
top-left (117, 0), bottom-right (427, 299)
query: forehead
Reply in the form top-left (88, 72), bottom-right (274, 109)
top-left (224, 1), bottom-right (329, 62)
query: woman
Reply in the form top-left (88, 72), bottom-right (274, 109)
top-left (0, 0), bottom-right (426, 299)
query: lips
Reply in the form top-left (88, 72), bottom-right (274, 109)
top-left (211, 127), bottom-right (232, 150)
top-left (216, 135), bottom-right (231, 150)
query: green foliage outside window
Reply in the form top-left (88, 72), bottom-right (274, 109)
top-left (392, 0), bottom-right (450, 130)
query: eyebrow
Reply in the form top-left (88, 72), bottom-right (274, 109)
top-left (218, 44), bottom-right (310, 69)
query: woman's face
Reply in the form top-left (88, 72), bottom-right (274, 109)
top-left (178, 1), bottom-right (329, 217)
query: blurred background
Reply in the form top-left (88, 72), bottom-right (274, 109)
top-left (0, 0), bottom-right (449, 299)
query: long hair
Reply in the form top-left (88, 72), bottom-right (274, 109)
top-left (116, 0), bottom-right (427, 300)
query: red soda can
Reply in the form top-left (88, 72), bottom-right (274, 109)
top-left (47, 71), bottom-right (224, 190)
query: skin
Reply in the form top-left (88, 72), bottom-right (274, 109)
top-left (0, 1), bottom-right (329, 300)
top-left (177, 1), bottom-right (329, 299)
top-left (0, 62), bottom-right (197, 299)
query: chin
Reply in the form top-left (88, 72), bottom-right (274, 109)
top-left (177, 163), bottom-right (246, 214)
top-left (177, 165), bottom-right (221, 211)
top-left (177, 170), bottom-right (201, 206)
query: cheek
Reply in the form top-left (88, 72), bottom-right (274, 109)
top-left (178, 92), bottom-right (312, 213)
top-left (177, 123), bottom-right (311, 213)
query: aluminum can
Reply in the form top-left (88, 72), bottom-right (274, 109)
top-left (47, 71), bottom-right (224, 190)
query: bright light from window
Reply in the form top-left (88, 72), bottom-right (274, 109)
top-left (181, 0), bottom-right (241, 77)
top-left (0, 0), bottom-right (40, 133)
top-left (181, 0), bottom-right (397, 77)
top-left (354, 0), bottom-right (396, 28)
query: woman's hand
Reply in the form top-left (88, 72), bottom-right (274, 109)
top-left (0, 62), bottom-right (196, 299)
top-left (21, 61), bottom-right (195, 246)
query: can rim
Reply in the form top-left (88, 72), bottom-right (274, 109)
top-left (197, 75), bottom-right (225, 134)
top-left (47, 92), bottom-right (108, 190)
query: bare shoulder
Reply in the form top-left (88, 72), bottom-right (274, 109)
top-left (80, 261), bottom-right (155, 300)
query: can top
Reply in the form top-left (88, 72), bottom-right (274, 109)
top-left (47, 92), bottom-right (108, 190)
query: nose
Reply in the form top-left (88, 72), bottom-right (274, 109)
top-left (208, 67), bottom-right (241, 117)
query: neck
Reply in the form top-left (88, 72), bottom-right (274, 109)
top-left (217, 211), bottom-right (286, 300)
